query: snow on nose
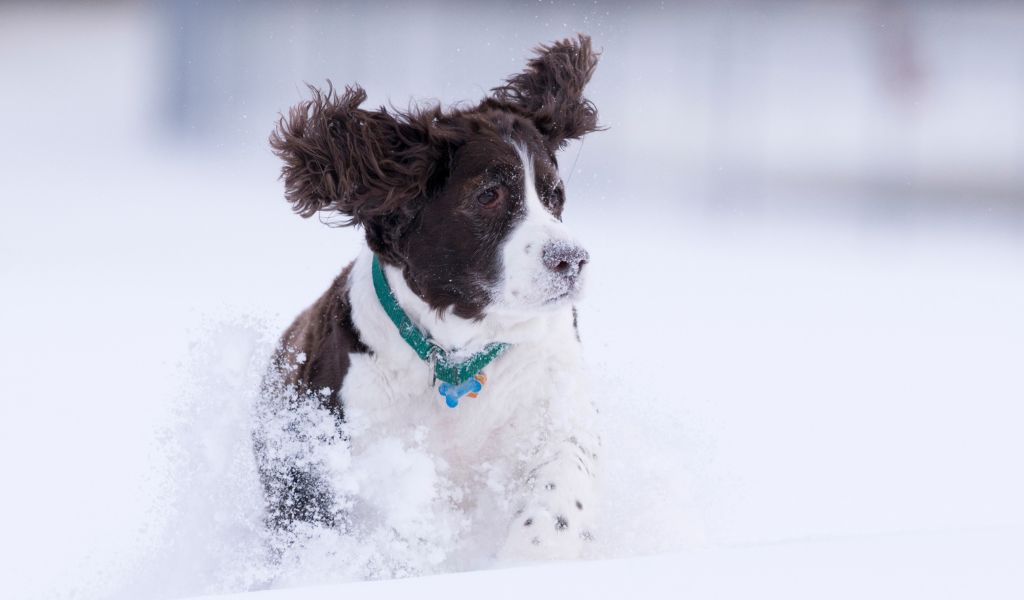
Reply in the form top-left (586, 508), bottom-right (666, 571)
top-left (542, 240), bottom-right (589, 278)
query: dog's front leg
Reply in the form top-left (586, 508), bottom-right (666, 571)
top-left (498, 433), bottom-right (600, 561)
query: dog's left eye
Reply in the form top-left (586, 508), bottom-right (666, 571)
top-left (476, 186), bottom-right (506, 207)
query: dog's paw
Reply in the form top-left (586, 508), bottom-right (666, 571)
top-left (497, 486), bottom-right (595, 561)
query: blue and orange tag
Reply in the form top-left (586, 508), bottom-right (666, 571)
top-left (438, 373), bottom-right (487, 408)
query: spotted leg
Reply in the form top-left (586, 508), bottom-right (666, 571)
top-left (498, 435), bottom-right (600, 561)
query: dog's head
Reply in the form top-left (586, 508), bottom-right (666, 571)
top-left (271, 35), bottom-right (602, 320)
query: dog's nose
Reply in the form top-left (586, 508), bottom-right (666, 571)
top-left (542, 241), bottom-right (589, 277)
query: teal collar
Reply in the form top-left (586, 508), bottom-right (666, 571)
top-left (371, 255), bottom-right (509, 386)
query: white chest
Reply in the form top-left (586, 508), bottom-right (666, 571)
top-left (340, 336), bottom-right (579, 481)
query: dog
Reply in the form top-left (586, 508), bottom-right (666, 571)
top-left (253, 35), bottom-right (603, 565)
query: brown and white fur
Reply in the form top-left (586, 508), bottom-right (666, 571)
top-left (254, 35), bottom-right (603, 564)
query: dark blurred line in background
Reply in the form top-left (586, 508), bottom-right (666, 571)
top-left (2, 0), bottom-right (1022, 227)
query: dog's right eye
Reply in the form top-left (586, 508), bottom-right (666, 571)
top-left (476, 186), bottom-right (506, 207)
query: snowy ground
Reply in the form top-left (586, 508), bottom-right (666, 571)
top-left (183, 529), bottom-right (1024, 600)
top-left (2, 139), bottom-right (1023, 598)
top-left (3, 4), bottom-right (1024, 599)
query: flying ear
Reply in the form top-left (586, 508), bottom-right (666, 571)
top-left (269, 83), bottom-right (442, 226)
top-left (488, 34), bottom-right (603, 148)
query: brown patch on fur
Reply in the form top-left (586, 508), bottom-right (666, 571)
top-left (270, 261), bottom-right (368, 418)
top-left (269, 86), bottom-right (450, 265)
top-left (255, 263), bottom-right (367, 531)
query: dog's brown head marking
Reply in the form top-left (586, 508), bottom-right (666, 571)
top-left (270, 35), bottom-right (602, 320)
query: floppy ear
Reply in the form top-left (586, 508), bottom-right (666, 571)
top-left (488, 34), bottom-right (602, 149)
top-left (270, 84), bottom-right (444, 260)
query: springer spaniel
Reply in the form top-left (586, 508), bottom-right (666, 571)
top-left (254, 35), bottom-right (603, 564)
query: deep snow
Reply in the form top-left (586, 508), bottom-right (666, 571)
top-left (3, 148), bottom-right (1023, 597)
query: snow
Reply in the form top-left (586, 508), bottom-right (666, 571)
top-left (181, 529), bottom-right (1024, 600)
top-left (2, 3), bottom-right (1024, 599)
top-left (4, 150), bottom-right (1022, 597)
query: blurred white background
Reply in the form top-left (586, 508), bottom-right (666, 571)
top-left (1, 1), bottom-right (1022, 599)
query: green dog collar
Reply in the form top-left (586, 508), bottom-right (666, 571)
top-left (371, 254), bottom-right (509, 386)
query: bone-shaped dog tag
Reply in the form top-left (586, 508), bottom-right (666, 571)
top-left (437, 373), bottom-right (487, 408)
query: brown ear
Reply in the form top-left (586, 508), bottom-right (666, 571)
top-left (488, 34), bottom-right (603, 149)
top-left (270, 83), bottom-right (443, 225)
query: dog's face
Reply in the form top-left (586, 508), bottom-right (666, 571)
top-left (398, 113), bottom-right (589, 320)
top-left (271, 36), bottom-right (601, 320)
